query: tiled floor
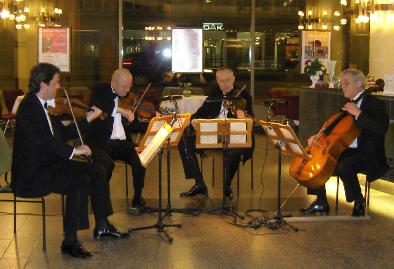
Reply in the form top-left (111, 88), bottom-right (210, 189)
top-left (1, 133), bottom-right (393, 269)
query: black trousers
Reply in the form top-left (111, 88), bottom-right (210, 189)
top-left (103, 139), bottom-right (145, 194)
top-left (178, 127), bottom-right (243, 187)
top-left (42, 150), bottom-right (113, 236)
top-left (308, 148), bottom-right (365, 203)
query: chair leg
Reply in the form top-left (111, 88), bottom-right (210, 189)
top-left (125, 162), bottom-right (129, 199)
top-left (13, 193), bottom-right (16, 234)
top-left (61, 194), bottom-right (65, 232)
top-left (364, 181), bottom-right (371, 207)
top-left (335, 176), bottom-right (339, 211)
top-left (250, 156), bottom-right (254, 190)
top-left (212, 156), bottom-right (215, 187)
top-left (42, 198), bottom-right (46, 251)
top-left (200, 154), bottom-right (204, 175)
top-left (237, 163), bottom-right (240, 196)
top-left (3, 120), bottom-right (10, 134)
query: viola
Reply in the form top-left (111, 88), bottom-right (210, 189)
top-left (47, 97), bottom-right (107, 120)
top-left (289, 110), bottom-right (360, 189)
top-left (118, 94), bottom-right (156, 119)
top-left (223, 85), bottom-right (247, 115)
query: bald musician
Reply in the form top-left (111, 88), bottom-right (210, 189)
top-left (86, 68), bottom-right (146, 213)
top-left (178, 67), bottom-right (254, 198)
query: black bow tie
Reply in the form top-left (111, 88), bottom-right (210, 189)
top-left (112, 91), bottom-right (119, 99)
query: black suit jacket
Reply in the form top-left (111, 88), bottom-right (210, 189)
top-left (86, 83), bottom-right (134, 148)
top-left (192, 86), bottom-right (254, 120)
top-left (192, 85), bottom-right (255, 162)
top-left (11, 92), bottom-right (89, 197)
top-left (355, 93), bottom-right (389, 181)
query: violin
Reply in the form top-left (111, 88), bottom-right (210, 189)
top-left (47, 97), bottom-right (108, 120)
top-left (118, 84), bottom-right (156, 119)
top-left (223, 85), bottom-right (247, 115)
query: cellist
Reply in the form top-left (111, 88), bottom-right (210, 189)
top-left (301, 69), bottom-right (389, 217)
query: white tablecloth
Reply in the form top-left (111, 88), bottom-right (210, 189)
top-left (160, 95), bottom-right (207, 114)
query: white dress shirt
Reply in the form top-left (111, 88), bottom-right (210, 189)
top-left (348, 90), bottom-right (365, 148)
top-left (218, 93), bottom-right (229, 119)
top-left (110, 90), bottom-right (127, 140)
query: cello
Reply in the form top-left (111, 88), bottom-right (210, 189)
top-left (289, 94), bottom-right (365, 189)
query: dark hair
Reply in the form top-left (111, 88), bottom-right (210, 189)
top-left (28, 63), bottom-right (60, 93)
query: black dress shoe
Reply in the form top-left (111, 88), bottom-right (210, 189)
top-left (300, 200), bottom-right (330, 215)
top-left (61, 241), bottom-right (92, 258)
top-left (225, 186), bottom-right (234, 200)
top-left (94, 223), bottom-right (129, 239)
top-left (180, 184), bottom-right (208, 197)
top-left (351, 200), bottom-right (366, 217)
top-left (128, 197), bottom-right (146, 215)
top-left (132, 197), bottom-right (146, 208)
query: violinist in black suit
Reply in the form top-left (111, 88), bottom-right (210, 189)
top-left (178, 67), bottom-right (254, 198)
top-left (302, 69), bottom-right (389, 216)
top-left (86, 68), bottom-right (146, 212)
top-left (12, 63), bottom-right (128, 259)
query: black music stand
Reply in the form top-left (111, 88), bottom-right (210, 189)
top-left (128, 121), bottom-right (181, 243)
top-left (259, 120), bottom-right (308, 232)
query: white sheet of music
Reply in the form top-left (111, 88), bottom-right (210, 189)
top-left (230, 135), bottom-right (246, 143)
top-left (230, 122), bottom-right (246, 131)
top-left (262, 125), bottom-right (277, 137)
top-left (152, 120), bottom-right (166, 132)
top-left (200, 135), bottom-right (218, 144)
top-left (288, 142), bottom-right (304, 155)
top-left (173, 118), bottom-right (185, 129)
top-left (200, 122), bottom-right (217, 132)
top-left (170, 131), bottom-right (179, 142)
top-left (280, 127), bottom-right (294, 141)
top-left (144, 136), bottom-right (153, 146)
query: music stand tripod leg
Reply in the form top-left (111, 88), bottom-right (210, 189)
top-left (128, 149), bottom-right (181, 243)
top-left (163, 138), bottom-right (201, 217)
top-left (270, 143), bottom-right (298, 232)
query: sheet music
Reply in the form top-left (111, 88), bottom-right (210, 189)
top-left (139, 124), bottom-right (172, 167)
top-left (230, 122), bottom-right (246, 131)
top-left (200, 122), bottom-right (217, 132)
top-left (200, 135), bottom-right (218, 144)
top-left (152, 120), bottom-right (166, 132)
top-left (170, 131), bottom-right (179, 142)
top-left (262, 125), bottom-right (277, 137)
top-left (230, 135), bottom-right (246, 143)
top-left (173, 118), bottom-right (185, 129)
top-left (280, 127), bottom-right (294, 141)
top-left (144, 136), bottom-right (153, 146)
top-left (288, 142), bottom-right (304, 155)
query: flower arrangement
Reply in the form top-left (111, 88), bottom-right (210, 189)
top-left (304, 57), bottom-right (326, 78)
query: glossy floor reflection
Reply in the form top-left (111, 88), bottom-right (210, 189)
top-left (0, 134), bottom-right (393, 269)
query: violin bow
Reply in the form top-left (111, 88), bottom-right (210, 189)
top-left (234, 85), bottom-right (247, 97)
top-left (131, 83), bottom-right (151, 114)
top-left (63, 88), bottom-right (92, 164)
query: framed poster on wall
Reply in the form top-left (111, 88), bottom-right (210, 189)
top-left (172, 28), bottom-right (203, 73)
top-left (301, 31), bottom-right (331, 73)
top-left (38, 27), bottom-right (70, 72)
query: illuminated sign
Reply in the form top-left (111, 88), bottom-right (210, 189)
top-left (203, 23), bottom-right (224, 31)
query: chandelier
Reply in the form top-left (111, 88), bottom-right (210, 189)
top-left (297, 1), bottom-right (348, 31)
top-left (0, 0), bottom-right (63, 30)
top-left (352, 0), bottom-right (394, 24)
